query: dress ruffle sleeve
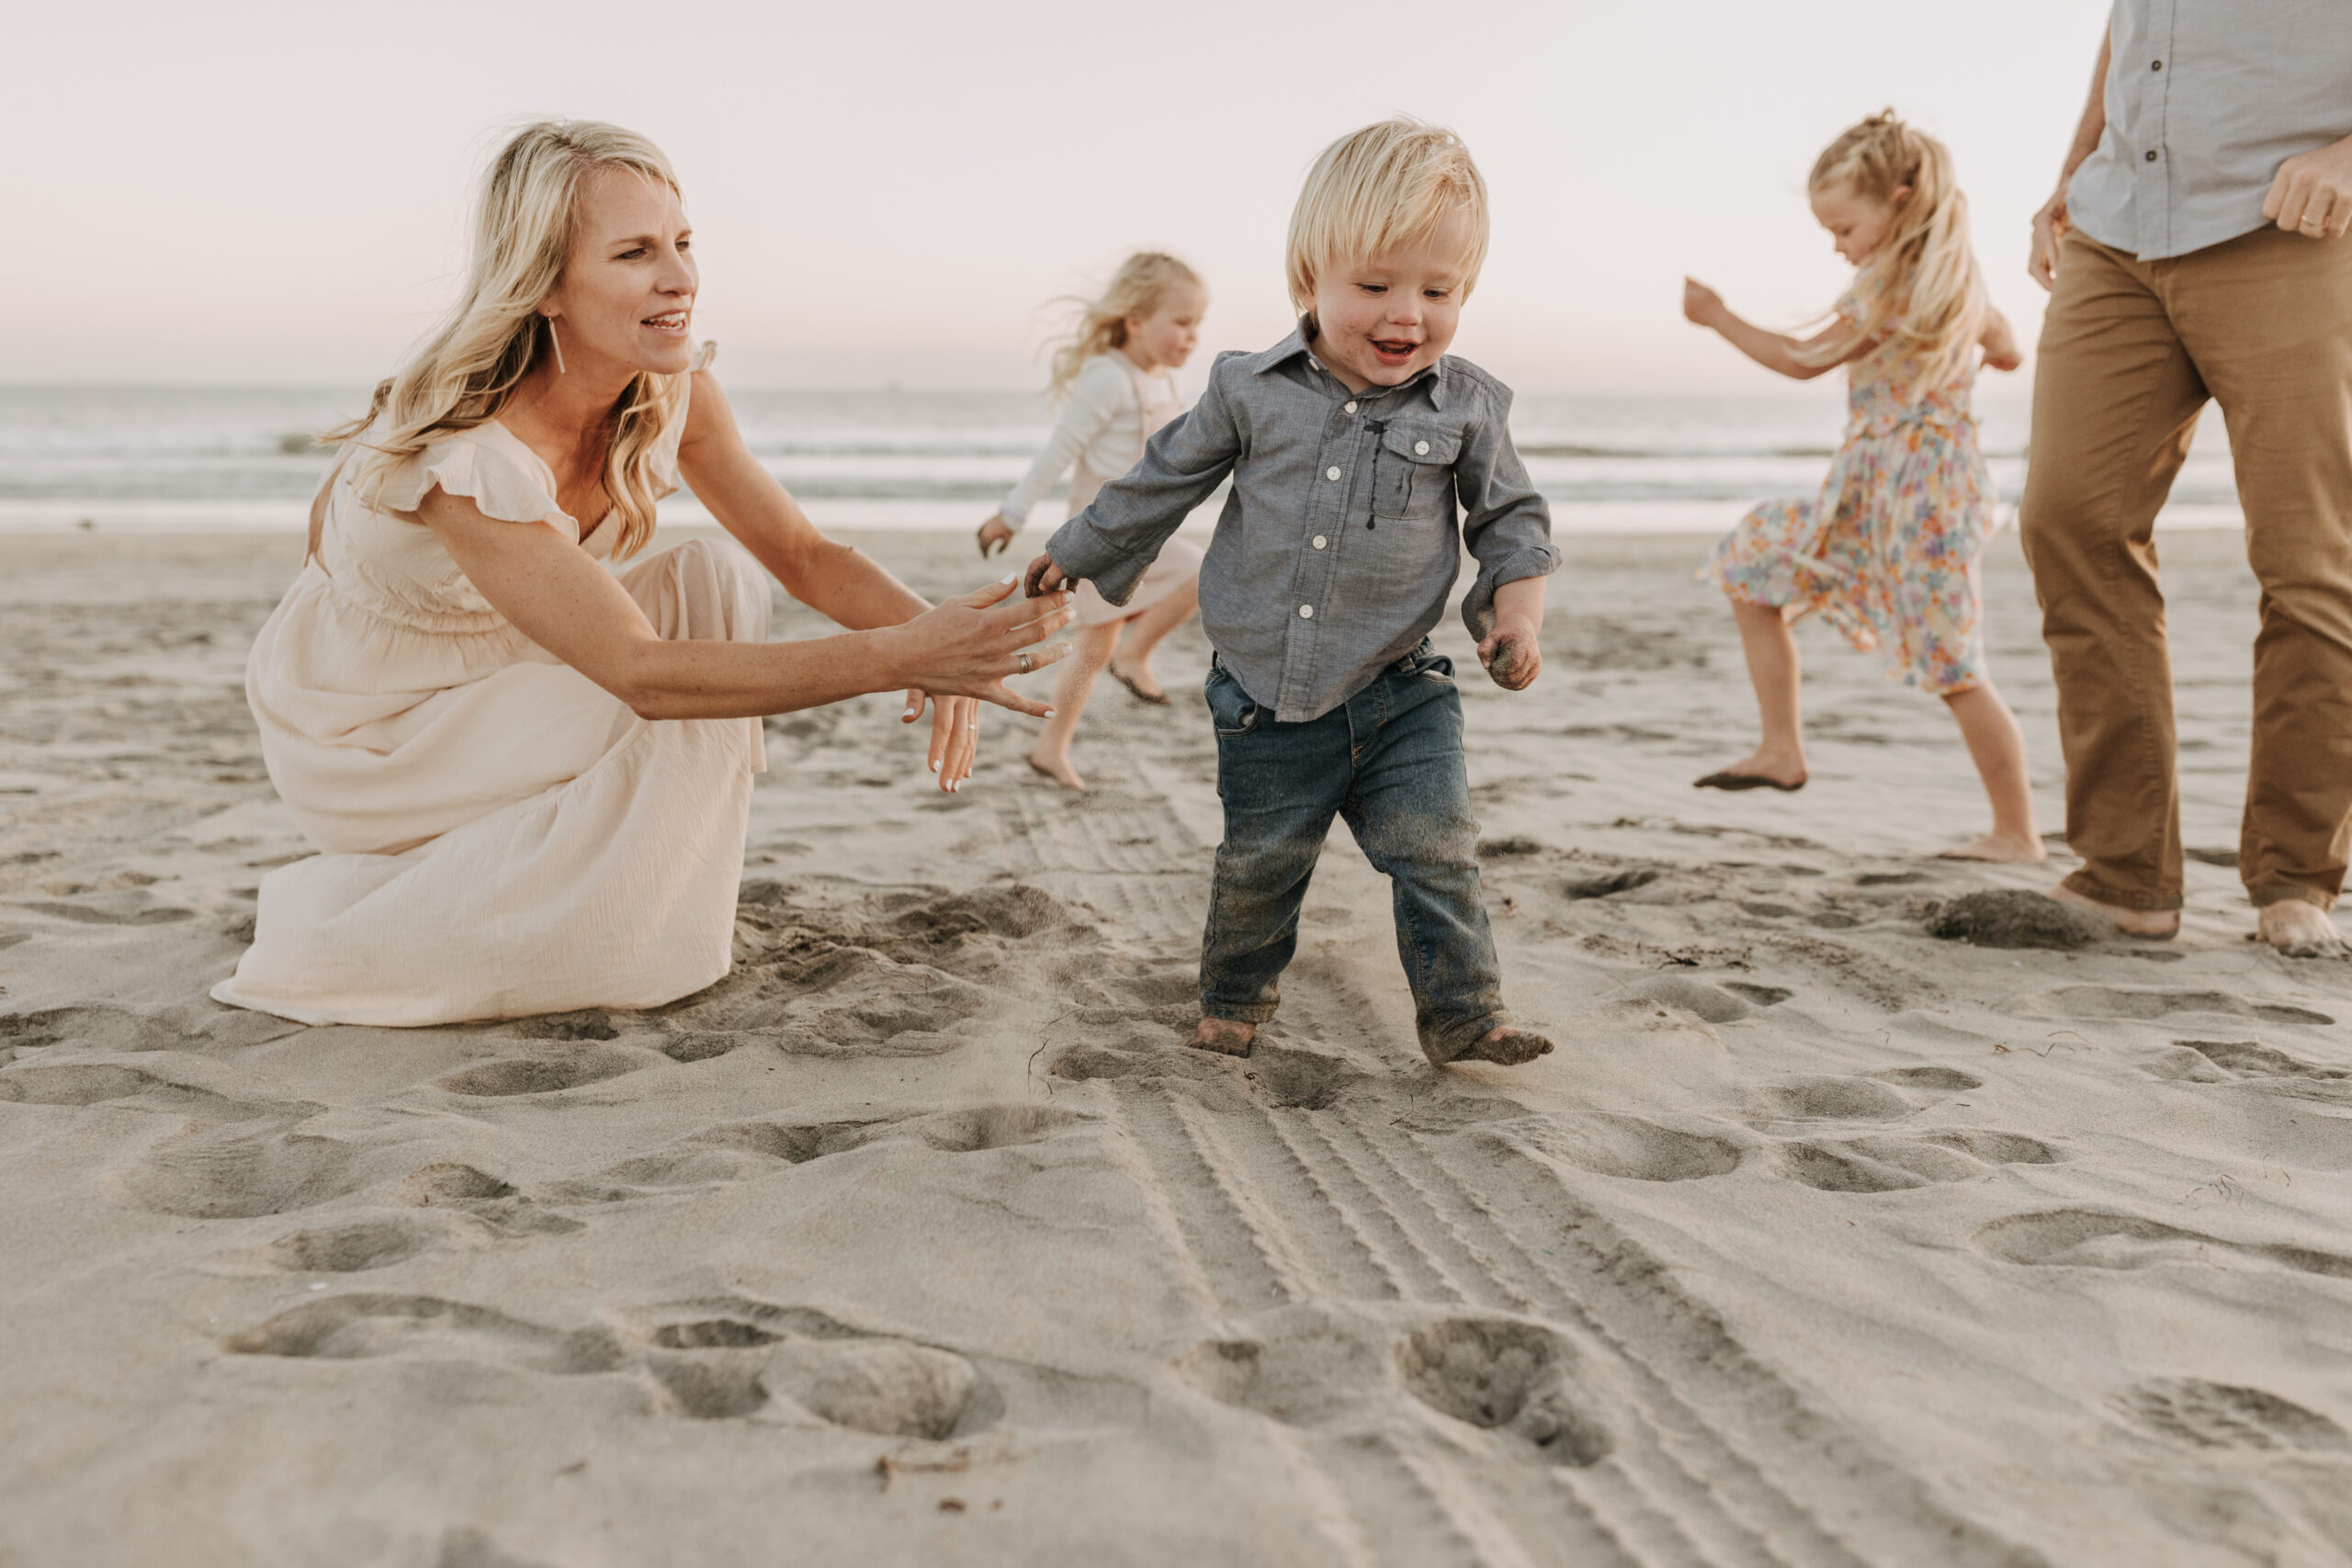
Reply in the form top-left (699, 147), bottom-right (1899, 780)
top-left (376, 431), bottom-right (567, 527)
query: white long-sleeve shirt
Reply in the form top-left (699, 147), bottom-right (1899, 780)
top-left (999, 353), bottom-right (1182, 526)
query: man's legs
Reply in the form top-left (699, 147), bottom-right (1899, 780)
top-left (2172, 227), bottom-right (2352, 930)
top-left (2018, 233), bottom-right (2211, 916)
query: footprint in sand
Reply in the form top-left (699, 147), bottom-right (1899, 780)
top-left (221, 1293), bottom-right (626, 1375)
top-left (2145, 1039), bottom-right (2352, 1106)
top-left (401, 1163), bottom-right (584, 1237)
top-left (114, 1121), bottom-right (374, 1220)
top-left (240, 1213), bottom-right (448, 1274)
top-left (1774, 1130), bottom-right (2064, 1194)
top-left (2023, 986), bottom-right (2334, 1028)
top-left (2109, 1378), bottom-right (2351, 1452)
top-left (1973, 1209), bottom-right (2352, 1280)
top-left (0, 1060), bottom-right (282, 1122)
top-left (1525, 1112), bottom-right (1744, 1183)
top-left (433, 1044), bottom-right (661, 1099)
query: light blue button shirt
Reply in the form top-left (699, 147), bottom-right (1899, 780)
top-left (2066, 0), bottom-right (2352, 262)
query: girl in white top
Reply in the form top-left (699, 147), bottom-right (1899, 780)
top-left (978, 253), bottom-right (1207, 788)
top-left (211, 120), bottom-right (1072, 1026)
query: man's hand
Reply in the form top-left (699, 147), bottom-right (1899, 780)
top-left (1023, 551), bottom-right (1075, 598)
top-left (1476, 615), bottom-right (1543, 692)
top-left (2029, 189), bottom-right (2071, 290)
top-left (2264, 134), bottom-right (2352, 241)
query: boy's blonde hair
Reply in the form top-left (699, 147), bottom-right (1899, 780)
top-left (328, 118), bottom-right (692, 561)
top-left (1045, 251), bottom-right (1204, 401)
top-left (1800, 110), bottom-right (1988, 386)
top-left (1285, 118), bottom-right (1489, 316)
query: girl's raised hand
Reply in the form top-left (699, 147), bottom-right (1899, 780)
top-left (977, 513), bottom-right (1016, 558)
top-left (1681, 277), bottom-right (1725, 326)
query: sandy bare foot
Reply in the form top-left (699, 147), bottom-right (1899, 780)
top-left (1938, 832), bottom-right (2049, 863)
top-left (1692, 748), bottom-right (1806, 792)
top-left (1107, 660), bottom-right (1170, 706)
top-left (1027, 750), bottom-right (1086, 791)
top-left (1188, 1017), bottom-right (1256, 1056)
top-left (2256, 900), bottom-right (2349, 959)
top-left (1456, 1024), bottom-right (1555, 1066)
top-left (2051, 883), bottom-right (2179, 939)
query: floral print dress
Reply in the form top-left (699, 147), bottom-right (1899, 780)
top-left (1702, 269), bottom-right (1995, 694)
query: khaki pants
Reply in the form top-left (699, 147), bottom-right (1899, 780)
top-left (2020, 226), bottom-right (2352, 912)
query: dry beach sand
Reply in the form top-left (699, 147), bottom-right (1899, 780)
top-left (3, 525), bottom-right (2350, 1567)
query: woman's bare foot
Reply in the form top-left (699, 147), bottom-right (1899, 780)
top-left (1189, 1017), bottom-right (1256, 1056)
top-left (2051, 884), bottom-right (2179, 939)
top-left (1693, 746), bottom-right (1806, 792)
top-left (1939, 832), bottom-right (2048, 863)
top-left (1457, 1024), bottom-right (1554, 1066)
top-left (2256, 900), bottom-right (2348, 958)
top-left (1027, 750), bottom-right (1085, 791)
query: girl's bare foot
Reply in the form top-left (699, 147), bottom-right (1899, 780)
top-left (1027, 750), bottom-right (1085, 791)
top-left (1189, 1017), bottom-right (1255, 1055)
top-left (2256, 900), bottom-right (2348, 958)
top-left (1107, 660), bottom-right (1170, 705)
top-left (1693, 746), bottom-right (1806, 792)
top-left (2051, 883), bottom-right (2179, 938)
top-left (1939, 832), bottom-right (2048, 863)
top-left (1458, 1024), bottom-right (1554, 1066)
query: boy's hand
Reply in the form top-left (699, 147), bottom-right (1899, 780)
top-left (1681, 277), bottom-right (1726, 328)
top-left (1477, 615), bottom-right (1542, 691)
top-left (1023, 551), bottom-right (1075, 598)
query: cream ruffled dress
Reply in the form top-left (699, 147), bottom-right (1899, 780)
top-left (213, 352), bottom-right (771, 1026)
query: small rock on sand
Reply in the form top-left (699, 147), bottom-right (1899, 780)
top-left (1926, 889), bottom-right (2109, 950)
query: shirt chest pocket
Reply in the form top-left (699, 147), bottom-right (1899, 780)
top-left (1368, 422), bottom-right (1462, 525)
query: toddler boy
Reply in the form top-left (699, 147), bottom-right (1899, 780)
top-left (1024, 118), bottom-right (1557, 1066)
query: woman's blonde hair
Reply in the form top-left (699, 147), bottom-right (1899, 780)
top-left (1800, 110), bottom-right (1988, 384)
top-left (1045, 252), bottom-right (1204, 401)
top-left (1285, 118), bottom-right (1489, 316)
top-left (329, 118), bottom-right (690, 559)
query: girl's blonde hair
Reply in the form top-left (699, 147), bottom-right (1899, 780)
top-left (1045, 252), bottom-right (1204, 401)
top-left (1800, 111), bottom-right (1988, 384)
top-left (329, 118), bottom-right (691, 560)
top-left (1285, 118), bottom-right (1489, 316)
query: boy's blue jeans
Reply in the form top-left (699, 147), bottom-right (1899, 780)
top-left (1199, 641), bottom-right (1508, 1065)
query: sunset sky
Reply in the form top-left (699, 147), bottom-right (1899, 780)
top-left (10, 0), bottom-right (2111, 393)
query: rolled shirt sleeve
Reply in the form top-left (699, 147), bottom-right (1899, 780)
top-left (1044, 362), bottom-right (1242, 606)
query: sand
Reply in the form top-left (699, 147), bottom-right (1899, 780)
top-left (3, 524), bottom-right (2349, 1568)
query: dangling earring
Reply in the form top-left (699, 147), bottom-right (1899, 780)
top-left (545, 316), bottom-right (567, 375)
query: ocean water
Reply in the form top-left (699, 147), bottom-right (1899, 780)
top-left (0, 384), bottom-right (2245, 537)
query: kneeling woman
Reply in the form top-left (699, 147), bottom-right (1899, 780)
top-left (215, 120), bottom-right (1071, 1027)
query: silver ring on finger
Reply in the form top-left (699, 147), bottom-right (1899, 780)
top-left (1017, 649), bottom-right (1031, 674)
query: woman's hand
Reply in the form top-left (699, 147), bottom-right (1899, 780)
top-left (887, 577), bottom-right (1074, 720)
top-left (2265, 134), bottom-right (2352, 241)
top-left (1681, 277), bottom-right (1726, 329)
top-left (1023, 551), bottom-right (1076, 597)
top-left (977, 513), bottom-right (1016, 558)
top-left (903, 692), bottom-right (982, 792)
top-left (2028, 188), bottom-right (2071, 290)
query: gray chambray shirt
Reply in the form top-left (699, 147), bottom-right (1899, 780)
top-left (1043, 331), bottom-right (1557, 724)
top-left (2067, 0), bottom-right (2352, 261)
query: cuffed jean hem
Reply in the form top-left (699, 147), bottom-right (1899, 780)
top-left (2060, 868), bottom-right (2184, 913)
top-left (2245, 880), bottom-right (2337, 913)
top-left (1200, 998), bottom-right (1281, 1026)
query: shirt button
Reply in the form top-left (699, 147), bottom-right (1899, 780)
top-left (2145, 149), bottom-right (2159, 162)
top-left (1298, 604), bottom-right (1314, 619)
top-left (1343, 401), bottom-right (1358, 413)
top-left (1312, 535), bottom-right (1328, 549)
top-left (1325, 466), bottom-right (1341, 480)
top-left (1414, 440), bottom-right (1430, 456)
top-left (2151, 59), bottom-right (2162, 70)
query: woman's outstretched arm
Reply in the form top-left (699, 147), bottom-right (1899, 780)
top-left (1681, 279), bottom-right (1863, 380)
top-left (419, 488), bottom-right (1073, 725)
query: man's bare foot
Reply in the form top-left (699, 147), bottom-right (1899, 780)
top-left (1107, 660), bottom-right (1171, 706)
top-left (1692, 746), bottom-right (1806, 792)
top-left (2256, 900), bottom-right (2348, 959)
top-left (2051, 883), bottom-right (2179, 939)
top-left (1189, 1017), bottom-right (1256, 1056)
top-left (1456, 1024), bottom-right (1554, 1066)
top-left (1027, 750), bottom-right (1085, 791)
top-left (1939, 832), bottom-right (2049, 863)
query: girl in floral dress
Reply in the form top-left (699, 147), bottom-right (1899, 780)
top-left (1682, 111), bottom-right (2042, 863)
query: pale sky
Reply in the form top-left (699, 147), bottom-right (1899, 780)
top-left (9, 0), bottom-right (2112, 393)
